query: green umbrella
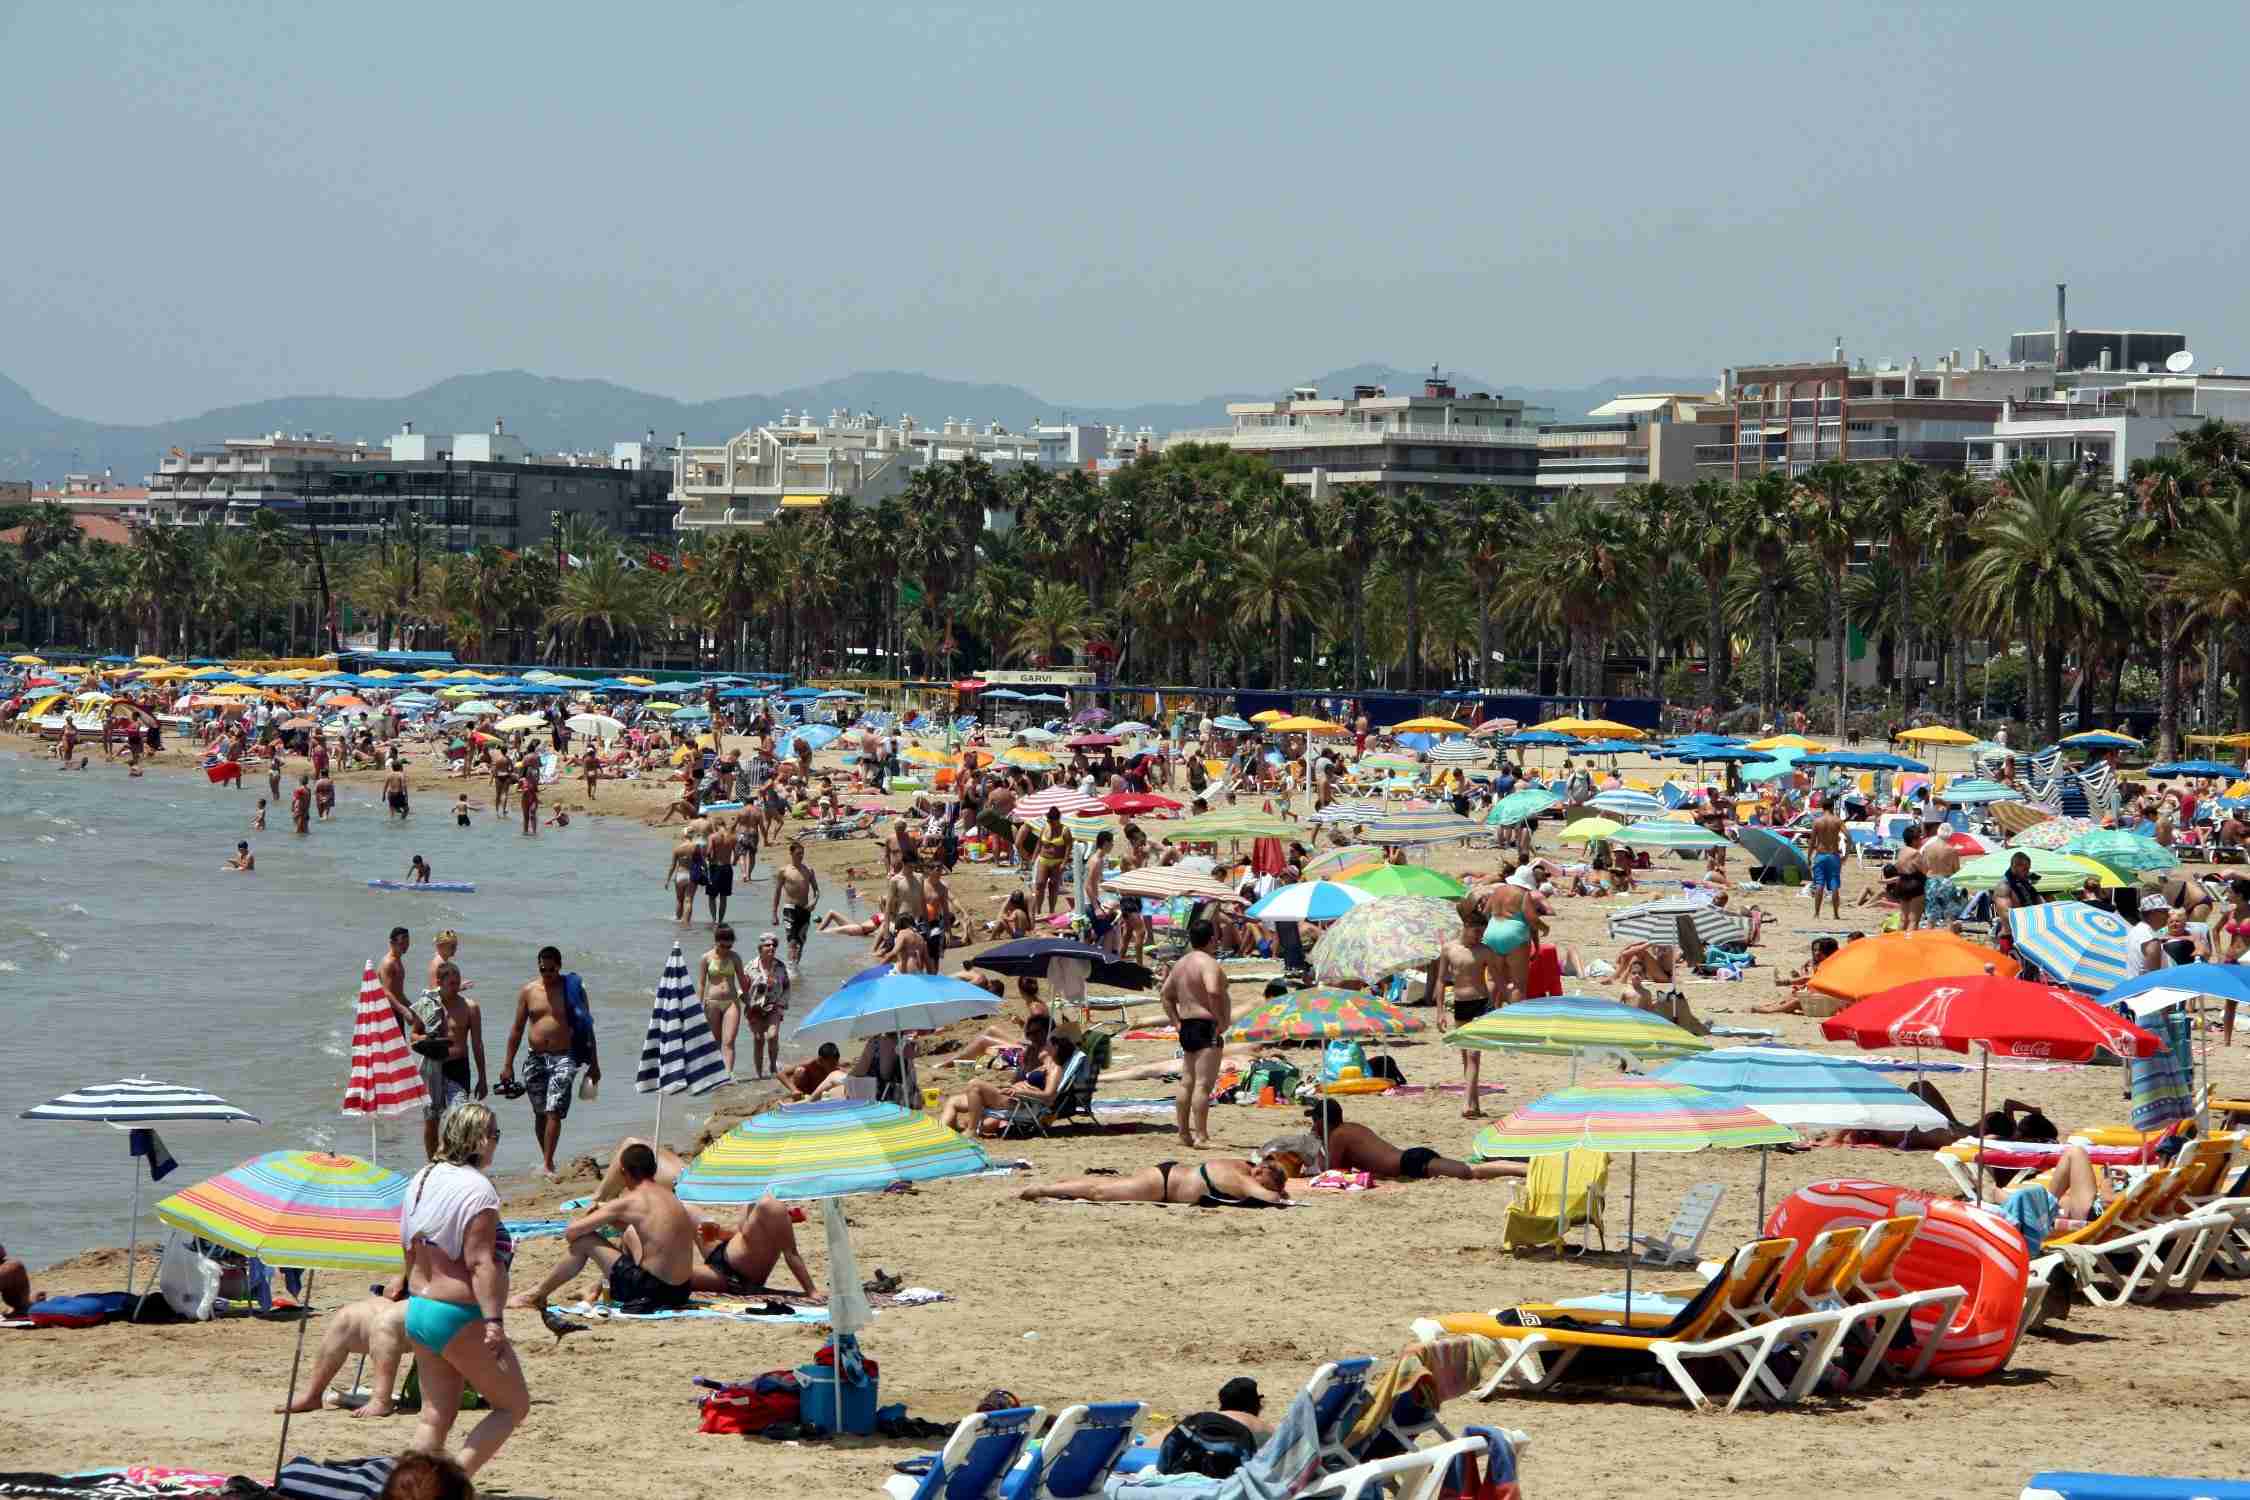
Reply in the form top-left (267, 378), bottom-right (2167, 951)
top-left (1954, 847), bottom-right (2125, 893)
top-left (1610, 821), bottom-right (1731, 850)
top-left (1487, 787), bottom-right (1561, 827)
top-left (2062, 829), bottom-right (2179, 877)
top-left (1342, 864), bottom-right (1469, 900)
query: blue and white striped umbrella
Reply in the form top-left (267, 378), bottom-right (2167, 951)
top-left (1934, 778), bottom-right (2023, 806)
top-left (1310, 796), bottom-right (1386, 825)
top-left (1649, 1046), bottom-right (1950, 1133)
top-left (636, 943), bottom-right (728, 1120)
top-left (1246, 880), bottom-right (1380, 923)
top-left (1587, 789), bottom-right (1668, 820)
top-left (1212, 715), bottom-right (1255, 732)
top-left (1611, 820), bottom-right (1731, 850)
top-left (1360, 810), bottom-right (1482, 846)
top-left (1428, 740), bottom-right (1483, 766)
top-left (2009, 900), bottom-right (2134, 994)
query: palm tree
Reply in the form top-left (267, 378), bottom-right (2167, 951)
top-left (547, 549), bottom-right (657, 665)
top-left (1680, 479), bottom-right (1736, 707)
top-left (1375, 489), bottom-right (1444, 690)
top-left (1005, 580), bottom-right (1099, 667)
top-left (1459, 488), bottom-right (1530, 691)
top-left (1230, 521), bottom-right (1327, 689)
top-left (1867, 459), bottom-right (1928, 707)
top-left (1959, 462), bottom-right (2131, 743)
top-left (1917, 470), bottom-right (1988, 727)
top-left (2169, 485), bottom-right (2250, 731)
top-left (20, 502), bottom-right (80, 562)
top-left (1795, 461), bottom-right (1863, 736)
top-left (1322, 483), bottom-right (1385, 689)
top-left (1729, 473), bottom-right (1796, 724)
top-left (2126, 455), bottom-right (2201, 756)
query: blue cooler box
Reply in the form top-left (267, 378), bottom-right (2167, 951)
top-left (798, 1364), bottom-right (879, 1435)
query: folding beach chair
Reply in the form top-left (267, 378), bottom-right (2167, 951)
top-left (1303, 1356), bottom-right (1379, 1475)
top-left (996, 1049), bottom-right (1103, 1137)
top-left (1500, 1150), bottom-right (1607, 1255)
top-left (1627, 1181), bottom-right (1725, 1267)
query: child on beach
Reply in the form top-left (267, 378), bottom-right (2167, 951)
top-left (253, 799), bottom-right (268, 830)
top-left (409, 855), bottom-right (432, 885)
top-left (454, 794), bottom-right (472, 827)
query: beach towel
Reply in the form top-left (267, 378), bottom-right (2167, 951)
top-left (0, 1480), bottom-right (230, 1499)
top-left (562, 973), bottom-right (597, 1067)
top-left (273, 1456), bottom-right (393, 1500)
top-left (2129, 1010), bottom-right (2195, 1132)
top-left (1343, 1337), bottom-right (1501, 1449)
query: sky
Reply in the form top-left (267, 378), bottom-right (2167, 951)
top-left (5, 0), bottom-right (2249, 423)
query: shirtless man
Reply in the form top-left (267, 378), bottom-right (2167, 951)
top-left (223, 841), bottom-right (256, 872)
top-left (772, 839), bottom-right (819, 967)
top-left (499, 946), bottom-right (597, 1180)
top-left (1430, 895), bottom-right (1505, 1118)
top-left (1020, 1156), bottom-right (1291, 1209)
top-left (884, 847), bottom-right (929, 958)
top-left (274, 1291), bottom-right (410, 1419)
top-left (705, 817), bottom-right (737, 925)
top-left (510, 1143), bottom-right (697, 1313)
top-left (1309, 1100), bottom-right (1521, 1182)
top-left (782, 1042), bottom-right (844, 1098)
top-left (377, 926), bottom-right (418, 1041)
top-left (1807, 800), bottom-right (1845, 921)
top-left (735, 812), bottom-right (760, 887)
top-left (1893, 826), bottom-right (1929, 931)
top-left (1477, 880), bottom-right (1545, 1005)
top-left (383, 761), bottom-right (410, 821)
top-left (416, 959), bottom-right (487, 1159)
top-left (982, 778), bottom-right (1018, 866)
top-left (1161, 917), bottom-right (1230, 1148)
top-left (697, 1197), bottom-right (821, 1299)
top-left (663, 835), bottom-right (701, 924)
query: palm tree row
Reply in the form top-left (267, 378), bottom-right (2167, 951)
top-left (7, 419), bottom-right (2250, 754)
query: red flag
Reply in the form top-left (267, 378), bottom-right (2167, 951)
top-left (343, 960), bottom-right (429, 1118)
top-left (647, 550), bottom-right (672, 573)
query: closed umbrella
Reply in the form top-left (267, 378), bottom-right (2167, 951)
top-left (1473, 1078), bottom-right (1792, 1312)
top-left (1246, 880), bottom-right (1379, 923)
top-left (1488, 787), bottom-right (1560, 827)
top-left (635, 943), bottom-right (728, 1139)
top-left (1308, 896), bottom-right (1458, 984)
top-left (2008, 901), bottom-right (2134, 994)
top-left (341, 960), bottom-right (431, 1162)
top-left (1341, 864), bottom-right (1468, 900)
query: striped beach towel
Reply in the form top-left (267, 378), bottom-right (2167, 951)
top-left (275, 1456), bottom-right (393, 1500)
top-left (340, 961), bottom-right (427, 1118)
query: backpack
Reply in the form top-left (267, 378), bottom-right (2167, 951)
top-left (1238, 1056), bottom-right (1302, 1103)
top-left (1159, 1412), bottom-right (1259, 1479)
top-left (1321, 1039), bottom-right (1369, 1082)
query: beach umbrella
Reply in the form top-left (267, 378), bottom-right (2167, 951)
top-left (1731, 825), bottom-right (1806, 876)
top-left (1474, 1078), bottom-right (1791, 1309)
top-left (1944, 830), bottom-right (2001, 855)
top-left (1823, 973), bottom-right (2161, 1195)
top-left (1606, 898), bottom-right (1749, 950)
top-left (1471, 719), bottom-right (1516, 736)
top-left (1586, 789), bottom-right (1666, 820)
top-left (1098, 791), bottom-right (1182, 815)
top-left (1574, 740), bottom-right (1648, 756)
top-left (9, 653), bottom-right (44, 665)
top-left (1802, 929), bottom-right (2011, 1005)
top-left (2006, 816), bottom-right (2097, 851)
top-left (781, 723), bottom-right (842, 753)
top-left (1361, 810), bottom-right (1481, 846)
top-left (1954, 847), bottom-right (2120, 892)
top-left (2146, 759), bottom-right (2241, 778)
top-left (2008, 901), bottom-right (2133, 994)
top-left (635, 943), bottom-right (727, 1139)
top-left (788, 971), bottom-right (999, 1050)
top-left (1228, 988), bottom-right (1428, 1042)
top-left (1341, 864), bottom-right (1468, 900)
top-left (1611, 821), bottom-right (1730, 851)
top-left (1503, 730), bottom-right (1580, 748)
top-left (1530, 717), bottom-right (1644, 739)
top-left (1172, 809), bottom-right (1302, 841)
top-left (341, 960), bottom-right (430, 1162)
top-left (1102, 866), bottom-right (1244, 903)
top-left (1269, 715), bottom-right (1346, 734)
top-left (1107, 720), bottom-right (1152, 735)
top-left (1390, 716), bottom-right (1467, 734)
top-left (1666, 745), bottom-right (1773, 765)
top-left (1012, 786), bottom-right (1108, 820)
top-left (562, 711), bottom-right (623, 740)
top-left (1300, 844), bottom-right (1382, 880)
top-left (1427, 741), bottom-right (1482, 767)
top-left (2063, 829), bottom-right (2178, 877)
top-left (678, 1099), bottom-right (991, 1203)
top-left (1249, 709), bottom-right (1288, 724)
top-left (154, 1149), bottom-right (411, 1477)
top-left (1452, 995), bottom-right (1711, 1066)
top-left (965, 938), bottom-right (1152, 991)
top-left (2059, 730), bottom-right (2142, 751)
top-left (1001, 747), bottom-right (1055, 769)
top-left (1897, 725), bottom-right (1978, 746)
top-left (1934, 778), bottom-right (2022, 805)
top-left (1989, 800), bottom-right (2056, 836)
top-left (1246, 880), bottom-right (1379, 923)
top-left (493, 712), bottom-right (545, 732)
top-left (1357, 753), bottom-right (1422, 774)
top-left (1064, 733), bottom-right (1121, 749)
top-left (1211, 714), bottom-right (1255, 732)
top-left (1015, 726), bottom-right (1060, 743)
top-left (901, 745), bottom-right (948, 767)
top-left (20, 1076), bottom-right (262, 1300)
top-left (450, 699), bottom-right (501, 717)
top-left (1487, 787), bottom-right (1561, 827)
top-left (1798, 750), bottom-right (1930, 773)
top-left (1308, 896), bottom-right (1458, 984)
top-left (1556, 816), bottom-right (1625, 843)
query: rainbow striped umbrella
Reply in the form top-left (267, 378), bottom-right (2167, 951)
top-left (154, 1151), bottom-right (409, 1275)
top-left (1300, 844), bottom-right (1381, 879)
top-left (676, 1099), bottom-right (991, 1203)
top-left (1228, 988), bottom-right (1428, 1042)
top-left (1340, 863), bottom-right (1469, 900)
top-left (1450, 995), bottom-right (1711, 1065)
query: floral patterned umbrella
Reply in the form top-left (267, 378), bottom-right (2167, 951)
top-left (1308, 896), bottom-right (1459, 984)
top-left (1227, 988), bottom-right (1428, 1042)
top-left (2007, 815), bottom-right (2095, 851)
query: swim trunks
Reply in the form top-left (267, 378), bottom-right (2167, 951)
top-left (1178, 1018), bottom-right (1219, 1054)
top-left (520, 1050), bottom-right (580, 1118)
top-left (420, 1055), bottom-right (472, 1120)
top-left (608, 1250), bottom-right (693, 1314)
top-left (1452, 997), bottom-right (1491, 1026)
top-left (1481, 916), bottom-right (1531, 956)
top-left (703, 1240), bottom-right (755, 1294)
top-left (1397, 1146), bottom-right (1439, 1180)
top-left (707, 863), bottom-right (734, 898)
top-left (1810, 852), bottom-right (1843, 891)
top-left (785, 905), bottom-right (813, 949)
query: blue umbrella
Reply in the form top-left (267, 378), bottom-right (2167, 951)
top-left (2009, 901), bottom-right (2134, 994)
top-left (1740, 749), bottom-right (1803, 784)
top-left (778, 686), bottom-right (825, 700)
top-left (2147, 760), bottom-right (2241, 779)
top-left (981, 688), bottom-right (1028, 701)
top-left (2060, 730), bottom-right (2142, 751)
top-left (1212, 714), bottom-right (1255, 732)
top-left (1670, 746), bottom-right (1774, 764)
top-left (1798, 751), bottom-right (1930, 773)
top-left (1575, 739), bottom-right (1646, 755)
top-left (788, 971), bottom-right (999, 1049)
top-left (1395, 732), bottom-right (1435, 752)
top-left (1733, 824), bottom-right (1806, 874)
top-left (1649, 1047), bottom-right (1949, 1134)
top-left (2102, 962), bottom-right (2250, 1012)
top-left (1934, 778), bottom-right (2023, 805)
top-left (1487, 787), bottom-right (1561, 826)
top-left (1247, 880), bottom-right (1380, 923)
top-left (671, 705), bottom-right (710, 721)
top-left (781, 723), bottom-right (842, 753)
top-left (1504, 731), bottom-right (1579, 747)
top-left (819, 689), bottom-right (864, 700)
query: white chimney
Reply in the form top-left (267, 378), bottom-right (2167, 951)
top-left (2099, 349), bottom-right (2113, 371)
top-left (1975, 347), bottom-right (1988, 370)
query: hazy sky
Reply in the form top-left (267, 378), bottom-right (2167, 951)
top-left (6, 0), bottom-right (2247, 422)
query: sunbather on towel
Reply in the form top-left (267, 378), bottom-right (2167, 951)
top-left (694, 1197), bottom-right (821, 1301)
top-left (1019, 1154), bottom-right (1295, 1208)
top-left (275, 1290), bottom-right (410, 1418)
top-left (0, 1240), bottom-right (29, 1316)
top-left (1308, 1101), bottom-right (1522, 1183)
top-left (510, 1143), bottom-right (699, 1313)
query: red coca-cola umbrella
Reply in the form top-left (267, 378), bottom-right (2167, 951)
top-left (1822, 973), bottom-right (2162, 1195)
top-left (1100, 792), bottom-right (1182, 815)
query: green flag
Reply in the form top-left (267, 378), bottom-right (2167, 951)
top-left (1847, 623), bottom-right (1868, 662)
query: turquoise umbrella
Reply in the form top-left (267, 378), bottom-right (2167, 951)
top-left (1487, 787), bottom-right (1561, 827)
top-left (1611, 821), bottom-right (1731, 850)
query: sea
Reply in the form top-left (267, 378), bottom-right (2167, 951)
top-left (0, 750), bottom-right (867, 1271)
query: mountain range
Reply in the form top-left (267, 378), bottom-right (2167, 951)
top-left (0, 363), bottom-right (1714, 484)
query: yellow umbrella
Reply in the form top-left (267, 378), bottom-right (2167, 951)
top-left (1001, 747), bottom-right (1055, 768)
top-left (414, 669), bottom-right (450, 680)
top-left (494, 713), bottom-right (546, 732)
top-left (1269, 715), bottom-right (1346, 734)
top-left (619, 675), bottom-right (657, 687)
top-left (1557, 816), bottom-right (1626, 842)
top-left (645, 700), bottom-right (683, 712)
top-left (133, 655), bottom-right (170, 667)
top-left (139, 667), bottom-right (191, 681)
top-left (51, 665), bottom-right (88, 676)
top-left (437, 684), bottom-right (482, 699)
top-left (10, 654), bottom-right (45, 665)
top-left (1391, 716), bottom-right (1469, 734)
top-left (1747, 733), bottom-right (1828, 752)
top-left (360, 668), bottom-right (399, 680)
top-left (1249, 709), bottom-right (1288, 724)
top-left (2187, 733), bottom-right (2250, 748)
top-left (1896, 725), bottom-right (1977, 746)
top-left (903, 745), bottom-right (948, 767)
top-left (1531, 717), bottom-right (1645, 740)
top-left (211, 682), bottom-right (265, 697)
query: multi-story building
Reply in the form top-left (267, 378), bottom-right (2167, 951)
top-left (1536, 392), bottom-right (1724, 498)
top-left (1967, 373), bottom-right (2250, 487)
top-left (671, 411), bottom-right (1109, 531)
top-left (145, 424), bottom-right (675, 550)
top-left (1165, 372), bottom-right (1544, 499)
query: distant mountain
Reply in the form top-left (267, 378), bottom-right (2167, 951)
top-left (0, 364), bottom-right (1715, 483)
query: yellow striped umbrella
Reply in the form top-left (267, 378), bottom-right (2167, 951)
top-left (677, 1100), bottom-right (990, 1202)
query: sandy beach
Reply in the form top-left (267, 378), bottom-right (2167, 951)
top-left (5, 730), bottom-right (2249, 1498)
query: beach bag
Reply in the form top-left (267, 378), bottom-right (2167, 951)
top-left (697, 1372), bottom-right (802, 1435)
top-left (1159, 1413), bottom-right (1258, 1480)
top-left (1239, 1056), bottom-right (1302, 1103)
top-left (159, 1236), bottom-right (223, 1322)
top-left (407, 990), bottom-right (450, 1059)
top-left (1321, 1039), bottom-right (1368, 1083)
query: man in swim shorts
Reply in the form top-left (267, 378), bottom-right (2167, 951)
top-left (705, 817), bottom-right (737, 925)
top-left (1807, 801), bottom-right (1844, 920)
top-left (499, 947), bottom-right (593, 1180)
top-left (1432, 894), bottom-right (1505, 1118)
top-left (1309, 1100), bottom-right (1522, 1182)
top-left (1019, 1155), bottom-right (1292, 1208)
top-left (1161, 917), bottom-right (1231, 1149)
top-left (384, 760), bottom-right (411, 820)
top-left (509, 1143), bottom-right (697, 1314)
top-left (772, 839), bottom-right (819, 966)
top-left (696, 1196), bottom-right (821, 1299)
top-left (417, 960), bottom-right (486, 1160)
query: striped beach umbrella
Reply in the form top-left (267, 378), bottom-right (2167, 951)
top-left (1487, 787), bottom-right (1560, 827)
top-left (1587, 789), bottom-right (1667, 820)
top-left (1104, 866), bottom-right (1246, 903)
top-left (676, 1099), bottom-right (992, 1203)
top-left (1012, 786), bottom-right (1109, 820)
top-left (1606, 898), bottom-right (1749, 950)
top-left (636, 943), bottom-right (727, 1136)
top-left (1309, 896), bottom-right (1458, 984)
top-left (22, 1077), bottom-right (260, 1126)
top-left (1450, 995), bottom-right (1711, 1066)
top-left (155, 1151), bottom-right (408, 1276)
top-left (1246, 880), bottom-right (1379, 923)
top-left (1610, 820), bottom-right (1730, 850)
top-left (2008, 901), bottom-right (2134, 994)
top-left (342, 961), bottom-right (429, 1126)
top-left (1300, 844), bottom-right (1381, 879)
top-left (1357, 753), bottom-right (1422, 775)
top-left (2062, 829), bottom-right (2179, 877)
top-left (1172, 809), bottom-right (1302, 841)
top-left (1428, 740), bottom-right (1483, 766)
top-left (1934, 778), bottom-right (2022, 806)
top-left (1341, 863), bottom-right (1468, 900)
top-left (1649, 1048), bottom-right (1949, 1134)
top-left (1309, 796), bottom-right (1385, 825)
top-left (1228, 988), bottom-right (1428, 1042)
top-left (1361, 810), bottom-right (1481, 846)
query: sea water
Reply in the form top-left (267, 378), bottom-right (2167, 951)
top-left (0, 753), bottom-right (862, 1270)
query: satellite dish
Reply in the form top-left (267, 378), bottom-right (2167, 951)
top-left (2167, 349), bottom-right (2196, 373)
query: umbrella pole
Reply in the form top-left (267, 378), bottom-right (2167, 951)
top-left (1623, 1155), bottom-right (1638, 1322)
top-left (124, 1156), bottom-right (142, 1301)
top-left (1757, 1147), bottom-right (1769, 1227)
top-left (1973, 1051), bottom-right (1990, 1202)
top-left (654, 1088), bottom-right (666, 1148)
top-left (274, 1269), bottom-right (314, 1485)
top-left (1555, 1151), bottom-right (1572, 1262)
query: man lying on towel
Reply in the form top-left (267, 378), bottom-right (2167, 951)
top-left (1310, 1101), bottom-right (1524, 1183)
top-left (510, 1143), bottom-right (698, 1313)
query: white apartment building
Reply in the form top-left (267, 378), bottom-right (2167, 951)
top-left (1967, 372), bottom-right (2250, 487)
top-left (1164, 372), bottom-right (1544, 499)
top-left (1536, 392), bottom-right (1724, 497)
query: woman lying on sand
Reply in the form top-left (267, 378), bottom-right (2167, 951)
top-left (1021, 1154), bottom-right (1296, 1208)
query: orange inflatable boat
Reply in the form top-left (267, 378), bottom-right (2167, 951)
top-left (1764, 1178), bottom-right (2030, 1379)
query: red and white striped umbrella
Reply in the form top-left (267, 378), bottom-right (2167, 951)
top-left (342, 960), bottom-right (428, 1119)
top-left (1011, 787), bottom-right (1109, 821)
top-left (1104, 867), bottom-right (1246, 903)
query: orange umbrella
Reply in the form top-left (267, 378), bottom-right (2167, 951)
top-left (1804, 930), bottom-right (2011, 1005)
